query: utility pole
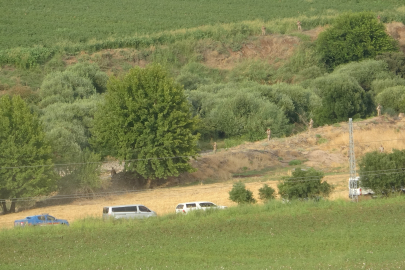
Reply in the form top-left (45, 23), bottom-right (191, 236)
top-left (348, 118), bottom-right (357, 201)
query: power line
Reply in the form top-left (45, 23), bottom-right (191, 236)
top-left (2, 166), bottom-right (405, 202)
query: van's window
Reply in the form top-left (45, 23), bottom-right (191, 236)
top-left (186, 203), bottom-right (197, 208)
top-left (199, 202), bottom-right (215, 207)
top-left (126, 206), bottom-right (138, 212)
top-left (176, 204), bottom-right (184, 209)
top-left (103, 207), bottom-right (109, 214)
top-left (112, 207), bottom-right (127, 213)
top-left (138, 206), bottom-right (151, 212)
top-left (47, 216), bottom-right (56, 221)
top-left (38, 216), bottom-right (45, 221)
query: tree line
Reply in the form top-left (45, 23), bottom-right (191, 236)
top-left (1, 12), bottom-right (405, 213)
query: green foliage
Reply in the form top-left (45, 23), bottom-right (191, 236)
top-left (187, 82), bottom-right (292, 141)
top-left (39, 62), bottom-right (108, 108)
top-left (311, 74), bottom-right (372, 125)
top-left (288, 160), bottom-right (302, 166)
top-left (228, 59), bottom-right (275, 83)
top-left (92, 64), bottom-right (199, 181)
top-left (176, 62), bottom-right (224, 90)
top-left (333, 59), bottom-right (391, 91)
top-left (66, 62), bottom-right (109, 93)
top-left (375, 86), bottom-right (405, 113)
top-left (0, 95), bottom-right (56, 213)
top-left (371, 77), bottom-right (405, 95)
top-left (278, 168), bottom-right (332, 200)
top-left (229, 181), bottom-right (256, 204)
top-left (258, 184), bottom-right (275, 201)
top-left (39, 71), bottom-right (96, 107)
top-left (40, 96), bottom-right (100, 163)
top-left (258, 83), bottom-right (321, 124)
top-left (316, 12), bottom-right (398, 70)
top-left (359, 149), bottom-right (405, 196)
top-left (376, 52), bottom-right (405, 79)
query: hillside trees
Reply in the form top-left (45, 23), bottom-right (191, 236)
top-left (38, 62), bottom-right (107, 193)
top-left (40, 97), bottom-right (102, 193)
top-left (317, 12), bottom-right (398, 70)
top-left (359, 149), bottom-right (405, 195)
top-left (278, 168), bottom-right (332, 200)
top-left (187, 82), bottom-right (292, 141)
top-left (0, 95), bottom-right (56, 214)
top-left (375, 86), bottom-right (405, 113)
top-left (92, 64), bottom-right (200, 187)
top-left (39, 62), bottom-right (108, 108)
top-left (311, 74), bottom-right (372, 125)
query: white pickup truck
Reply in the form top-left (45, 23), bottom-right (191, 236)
top-left (348, 176), bottom-right (374, 198)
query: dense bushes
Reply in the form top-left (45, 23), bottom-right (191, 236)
top-left (187, 83), bottom-right (292, 141)
top-left (229, 182), bottom-right (256, 204)
top-left (375, 86), bottom-right (405, 113)
top-left (359, 149), bottom-right (405, 196)
top-left (278, 168), bottom-right (332, 200)
top-left (311, 74), bottom-right (372, 125)
top-left (317, 12), bottom-right (398, 70)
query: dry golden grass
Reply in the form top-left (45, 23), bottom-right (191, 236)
top-left (1, 116), bottom-right (403, 229)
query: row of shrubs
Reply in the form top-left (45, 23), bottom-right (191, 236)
top-left (229, 167), bottom-right (333, 204)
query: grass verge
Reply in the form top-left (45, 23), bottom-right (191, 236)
top-left (1, 196), bottom-right (405, 269)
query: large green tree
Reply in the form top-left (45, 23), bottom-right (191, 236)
top-left (311, 74), bottom-right (372, 125)
top-left (0, 95), bottom-right (56, 213)
top-left (92, 64), bottom-right (200, 186)
top-left (317, 12), bottom-right (397, 70)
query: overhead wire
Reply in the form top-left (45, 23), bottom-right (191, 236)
top-left (2, 166), bottom-right (405, 202)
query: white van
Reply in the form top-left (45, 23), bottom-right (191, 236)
top-left (102, 204), bottom-right (157, 219)
top-left (175, 201), bottom-right (227, 214)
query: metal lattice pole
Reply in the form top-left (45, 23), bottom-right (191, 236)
top-left (349, 118), bottom-right (357, 201)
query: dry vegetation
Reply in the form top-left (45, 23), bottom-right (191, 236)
top-left (1, 116), bottom-right (403, 229)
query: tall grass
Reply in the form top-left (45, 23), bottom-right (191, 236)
top-left (1, 196), bottom-right (405, 269)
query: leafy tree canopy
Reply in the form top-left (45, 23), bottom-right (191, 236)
top-left (278, 168), bottom-right (332, 200)
top-left (317, 12), bottom-right (398, 70)
top-left (376, 52), bottom-right (405, 79)
top-left (187, 82), bottom-right (293, 141)
top-left (40, 96), bottom-right (101, 163)
top-left (333, 59), bottom-right (391, 91)
top-left (375, 86), bottom-right (405, 114)
top-left (66, 62), bottom-right (108, 93)
top-left (39, 62), bottom-right (108, 108)
top-left (0, 95), bottom-right (56, 213)
top-left (229, 181), bottom-right (256, 204)
top-left (92, 64), bottom-right (200, 182)
top-left (311, 74), bottom-right (372, 125)
top-left (359, 149), bottom-right (405, 196)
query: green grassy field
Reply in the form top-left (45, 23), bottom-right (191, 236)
top-left (1, 197), bottom-right (405, 269)
top-left (2, 0), bottom-right (405, 49)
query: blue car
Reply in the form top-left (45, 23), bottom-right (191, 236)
top-left (14, 214), bottom-right (69, 227)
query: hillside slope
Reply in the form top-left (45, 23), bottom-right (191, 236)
top-left (1, 116), bottom-right (404, 228)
